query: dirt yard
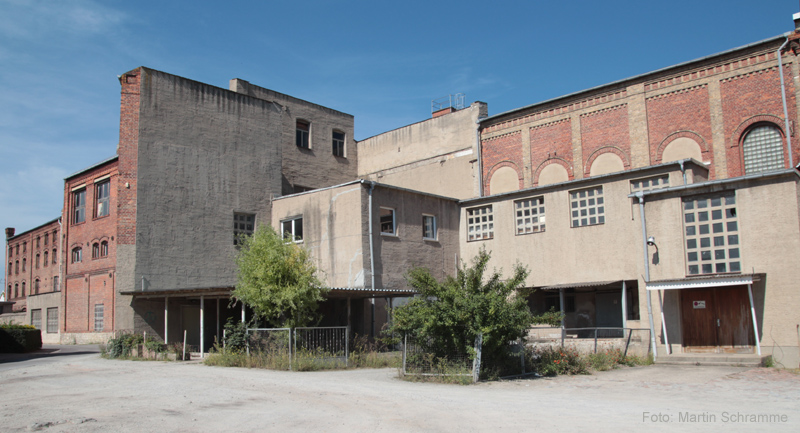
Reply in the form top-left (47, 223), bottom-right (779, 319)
top-left (1, 346), bottom-right (798, 432)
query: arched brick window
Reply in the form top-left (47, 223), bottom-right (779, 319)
top-left (742, 124), bottom-right (784, 174)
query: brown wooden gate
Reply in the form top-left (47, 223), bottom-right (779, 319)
top-left (680, 286), bottom-right (754, 353)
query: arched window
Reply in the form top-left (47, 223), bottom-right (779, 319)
top-left (52, 248), bottom-right (57, 264)
top-left (743, 124), bottom-right (785, 174)
top-left (21, 282), bottom-right (25, 297)
top-left (92, 243), bottom-right (100, 259)
top-left (72, 247), bottom-right (82, 263)
top-left (34, 279), bottom-right (40, 295)
top-left (21, 258), bottom-right (25, 272)
top-left (14, 283), bottom-right (18, 298)
top-left (35, 254), bottom-right (40, 269)
top-left (15, 260), bottom-right (19, 275)
top-left (44, 251), bottom-right (48, 267)
top-left (100, 241), bottom-right (109, 257)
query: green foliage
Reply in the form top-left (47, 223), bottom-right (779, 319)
top-left (105, 333), bottom-right (144, 358)
top-left (531, 307), bottom-right (565, 327)
top-left (532, 346), bottom-right (590, 376)
top-left (0, 325), bottom-right (42, 353)
top-left (586, 348), bottom-right (654, 371)
top-left (222, 318), bottom-right (248, 353)
top-left (233, 225), bottom-right (328, 328)
top-left (389, 249), bottom-right (535, 372)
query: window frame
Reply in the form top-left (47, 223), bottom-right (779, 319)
top-left (742, 123), bottom-right (785, 174)
top-left (73, 188), bottom-right (86, 224)
top-left (379, 207), bottom-right (397, 236)
top-left (92, 243), bottom-right (100, 259)
top-left (296, 119), bottom-right (311, 149)
top-left (71, 247), bottom-right (82, 263)
top-left (95, 180), bottom-right (111, 218)
top-left (682, 193), bottom-right (741, 276)
top-left (31, 309), bottom-right (42, 330)
top-left (630, 175), bottom-right (670, 194)
top-left (280, 216), bottom-right (304, 243)
top-left (466, 205), bottom-right (494, 241)
top-left (46, 308), bottom-right (58, 334)
top-left (514, 196), bottom-right (546, 235)
top-left (233, 212), bottom-right (256, 246)
top-left (422, 214), bottom-right (437, 241)
top-left (100, 241), bottom-right (108, 257)
top-left (569, 186), bottom-right (605, 228)
top-left (332, 130), bottom-right (346, 157)
top-left (94, 304), bottom-right (104, 332)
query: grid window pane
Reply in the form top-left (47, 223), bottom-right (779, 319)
top-left (683, 192), bottom-right (740, 276)
top-left (515, 197), bottom-right (545, 234)
top-left (743, 125), bottom-right (784, 174)
top-left (280, 217), bottom-right (304, 242)
top-left (423, 215), bottom-right (437, 240)
top-left (467, 206), bottom-right (493, 241)
top-left (570, 186), bottom-right (604, 227)
top-left (94, 304), bottom-right (104, 332)
top-left (630, 175), bottom-right (669, 193)
top-left (96, 181), bottom-right (110, 217)
top-left (31, 309), bottom-right (42, 330)
top-left (332, 131), bottom-right (345, 157)
top-left (46, 308), bottom-right (58, 334)
top-left (233, 213), bottom-right (256, 246)
top-left (73, 189), bottom-right (86, 224)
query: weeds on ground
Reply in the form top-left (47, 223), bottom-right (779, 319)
top-left (532, 346), bottom-right (590, 376)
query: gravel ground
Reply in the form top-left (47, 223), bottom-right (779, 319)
top-left (1, 346), bottom-right (798, 432)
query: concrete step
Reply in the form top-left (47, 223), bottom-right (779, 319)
top-left (655, 354), bottom-right (765, 367)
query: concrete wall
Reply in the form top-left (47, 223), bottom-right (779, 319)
top-left (26, 291), bottom-right (61, 343)
top-left (272, 182), bottom-right (367, 289)
top-left (358, 102), bottom-right (487, 199)
top-left (126, 68), bottom-right (284, 311)
top-left (230, 79), bottom-right (357, 194)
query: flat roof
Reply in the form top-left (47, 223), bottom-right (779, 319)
top-left (7, 217), bottom-right (61, 242)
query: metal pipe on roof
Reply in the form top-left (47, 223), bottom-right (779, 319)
top-left (778, 36), bottom-right (794, 167)
top-left (637, 193), bottom-right (658, 361)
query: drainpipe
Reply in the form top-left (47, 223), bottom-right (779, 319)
top-left (679, 160), bottom-right (687, 185)
top-left (365, 180), bottom-right (377, 338)
top-left (475, 120), bottom-right (484, 197)
top-left (636, 193), bottom-right (658, 361)
top-left (57, 217), bottom-right (64, 336)
top-left (778, 36), bottom-right (794, 167)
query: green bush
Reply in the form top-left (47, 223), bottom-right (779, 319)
top-left (105, 333), bottom-right (144, 358)
top-left (532, 346), bottom-right (590, 376)
top-left (0, 324), bottom-right (42, 353)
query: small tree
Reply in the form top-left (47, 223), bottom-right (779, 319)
top-left (233, 225), bottom-right (328, 328)
top-left (390, 249), bottom-right (535, 372)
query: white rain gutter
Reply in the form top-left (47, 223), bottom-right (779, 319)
top-left (636, 192), bottom-right (659, 361)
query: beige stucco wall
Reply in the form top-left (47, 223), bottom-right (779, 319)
top-left (357, 102), bottom-right (487, 199)
top-left (26, 291), bottom-right (61, 344)
top-left (272, 183), bottom-right (367, 289)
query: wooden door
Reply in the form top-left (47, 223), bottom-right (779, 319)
top-left (716, 286), bottom-right (754, 352)
top-left (680, 288), bottom-right (718, 351)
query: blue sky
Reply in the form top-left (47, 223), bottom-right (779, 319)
top-left (0, 0), bottom-right (796, 278)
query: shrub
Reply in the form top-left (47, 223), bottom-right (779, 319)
top-left (105, 333), bottom-right (144, 358)
top-left (0, 324), bottom-right (42, 353)
top-left (531, 346), bottom-right (590, 376)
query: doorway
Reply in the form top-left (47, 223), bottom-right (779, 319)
top-left (680, 286), bottom-right (754, 353)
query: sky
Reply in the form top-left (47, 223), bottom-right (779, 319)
top-left (0, 0), bottom-right (797, 279)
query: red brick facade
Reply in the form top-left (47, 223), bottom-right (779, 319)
top-left (61, 158), bottom-right (119, 333)
top-left (4, 220), bottom-right (61, 312)
top-left (482, 131), bottom-right (523, 195)
top-left (530, 119), bottom-right (574, 185)
top-left (580, 105), bottom-right (631, 176)
top-left (117, 69), bottom-right (140, 246)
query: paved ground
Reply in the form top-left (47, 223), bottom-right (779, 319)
top-left (1, 346), bottom-right (798, 432)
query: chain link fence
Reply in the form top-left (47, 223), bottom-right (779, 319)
top-left (401, 333), bottom-right (480, 382)
top-left (244, 326), bottom-right (348, 371)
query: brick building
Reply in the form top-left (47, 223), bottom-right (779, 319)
top-left (3, 13), bottom-right (800, 366)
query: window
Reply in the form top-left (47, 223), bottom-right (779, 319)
top-left (94, 304), bottom-right (104, 332)
top-left (570, 186), bottom-right (605, 227)
top-left (6, 285), bottom-right (11, 299)
top-left (36, 236), bottom-right (40, 248)
top-left (23, 242), bottom-right (26, 253)
top-left (332, 130), bottom-right (345, 157)
top-left (467, 205), bottom-right (494, 241)
top-left (22, 258), bottom-right (26, 271)
top-left (233, 213), bottom-right (255, 246)
top-left (8, 246), bottom-right (11, 257)
top-left (422, 215), bottom-right (437, 240)
top-left (46, 308), bottom-right (58, 333)
top-left (515, 197), bottom-right (545, 234)
top-left (630, 175), bottom-right (670, 194)
top-left (280, 217), bottom-right (304, 242)
top-left (743, 125), bottom-right (784, 174)
top-left (44, 251), bottom-right (48, 267)
top-left (72, 247), bottom-right (82, 263)
top-left (15, 260), bottom-right (19, 275)
top-left (52, 248), bottom-right (57, 264)
top-left (44, 233), bottom-right (48, 245)
top-left (100, 241), bottom-right (108, 257)
top-left (296, 120), bottom-right (310, 149)
top-left (21, 282), bottom-right (25, 297)
top-left (96, 180), bottom-right (110, 217)
top-left (53, 276), bottom-right (59, 292)
top-left (14, 283), bottom-right (18, 298)
top-left (35, 254), bottom-right (40, 269)
top-left (92, 243), bottom-right (100, 259)
top-left (73, 189), bottom-right (86, 224)
top-left (31, 309), bottom-right (42, 330)
top-left (15, 244), bottom-right (19, 255)
top-left (380, 208), bottom-right (396, 235)
top-left (34, 279), bottom-right (40, 295)
top-left (683, 194), bottom-right (740, 275)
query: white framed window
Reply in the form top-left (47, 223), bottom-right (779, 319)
top-left (742, 124), bottom-right (784, 174)
top-left (96, 180), bottom-right (110, 218)
top-left (332, 130), bottom-right (345, 157)
top-left (100, 241), bottom-right (108, 257)
top-left (380, 208), bottom-right (396, 235)
top-left (92, 243), bottom-right (100, 259)
top-left (94, 304), bottom-right (104, 332)
top-left (31, 309), bottom-right (42, 330)
top-left (570, 186), bottom-right (604, 227)
top-left (280, 217), bottom-right (304, 242)
top-left (233, 212), bottom-right (255, 246)
top-left (630, 175), bottom-right (669, 193)
top-left (515, 197), bottom-right (545, 235)
top-left (683, 193), bottom-right (740, 275)
top-left (467, 205), bottom-right (493, 241)
top-left (422, 215), bottom-right (437, 240)
top-left (46, 308), bottom-right (58, 334)
top-left (296, 119), bottom-right (310, 149)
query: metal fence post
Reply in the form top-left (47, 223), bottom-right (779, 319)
top-left (291, 328), bottom-right (295, 372)
top-left (519, 339), bottom-right (525, 374)
top-left (345, 326), bottom-right (350, 368)
top-left (624, 328), bottom-right (633, 358)
top-left (402, 334), bottom-right (407, 376)
top-left (594, 328), bottom-right (598, 354)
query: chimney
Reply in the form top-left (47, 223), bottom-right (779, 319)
top-left (794, 12), bottom-right (800, 31)
top-left (5, 227), bottom-right (15, 239)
